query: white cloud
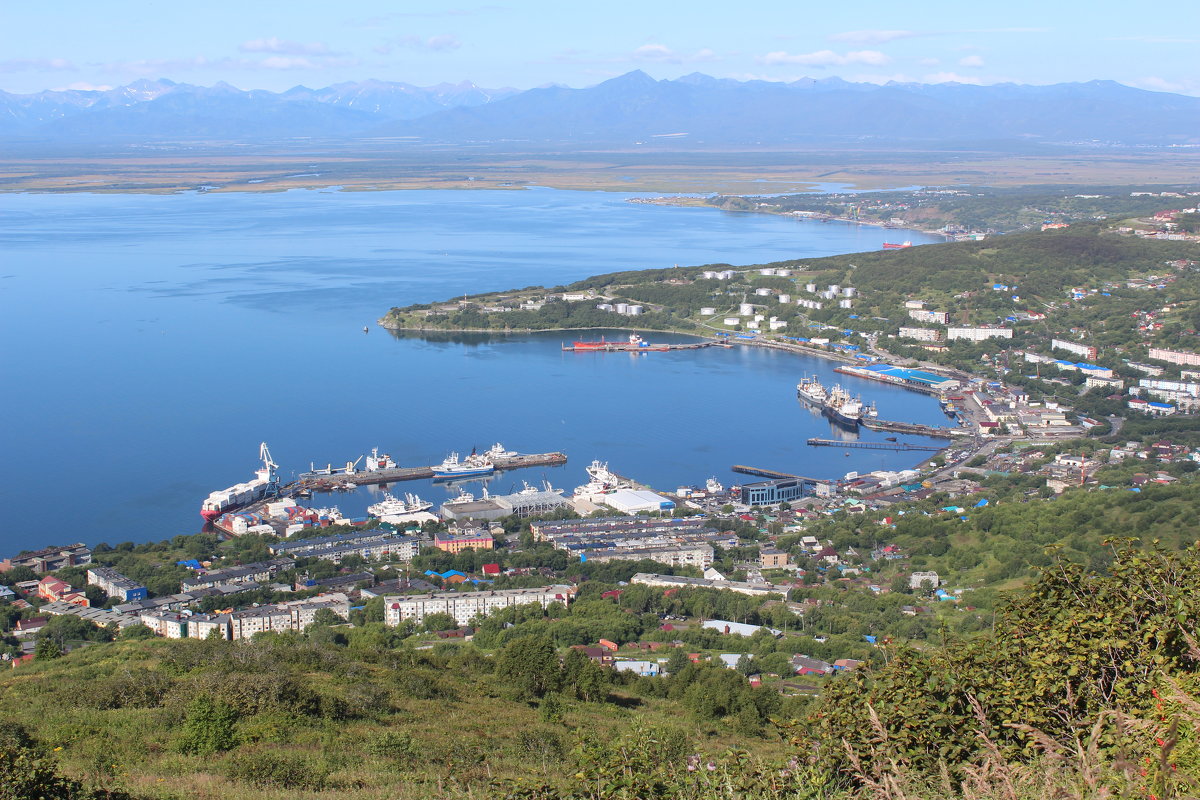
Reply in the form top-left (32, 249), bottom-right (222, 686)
top-left (918, 57), bottom-right (941, 67)
top-left (0, 58), bottom-right (76, 73)
top-left (375, 34), bottom-right (462, 54)
top-left (239, 37), bottom-right (332, 56)
top-left (761, 49), bottom-right (891, 67)
top-left (1129, 76), bottom-right (1200, 96)
top-left (829, 30), bottom-right (917, 45)
top-left (958, 55), bottom-right (985, 68)
top-left (631, 44), bottom-right (718, 64)
top-left (51, 82), bottom-right (113, 91)
top-left (923, 71), bottom-right (983, 85)
top-left (260, 56), bottom-right (318, 70)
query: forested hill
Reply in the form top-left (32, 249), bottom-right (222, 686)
top-left (383, 225), bottom-right (1200, 353)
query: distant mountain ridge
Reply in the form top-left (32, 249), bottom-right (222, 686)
top-left (2, 72), bottom-right (1197, 146)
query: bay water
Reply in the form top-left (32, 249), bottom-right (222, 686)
top-left (0, 188), bottom-right (945, 552)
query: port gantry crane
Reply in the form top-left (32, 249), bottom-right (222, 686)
top-left (258, 441), bottom-right (281, 498)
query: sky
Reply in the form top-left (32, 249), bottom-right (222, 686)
top-left (2, 0), bottom-right (1198, 96)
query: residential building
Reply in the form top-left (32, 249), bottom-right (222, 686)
top-left (36, 576), bottom-right (88, 607)
top-left (946, 327), bottom-right (1013, 342)
top-left (86, 567), bottom-right (148, 602)
top-left (180, 558), bottom-right (295, 591)
top-left (898, 327), bottom-right (942, 342)
top-left (579, 543), bottom-right (714, 569)
top-left (383, 585), bottom-right (576, 627)
top-left (432, 529), bottom-right (495, 553)
top-left (39, 600), bottom-right (137, 630)
top-left (702, 619), bottom-right (782, 637)
top-left (1149, 347), bottom-right (1200, 367)
top-left (1, 543), bottom-right (92, 574)
top-left (739, 477), bottom-right (822, 506)
top-left (908, 309), bottom-right (950, 325)
top-left (1051, 339), bottom-right (1098, 360)
top-left (630, 573), bottom-right (783, 598)
top-left (139, 610), bottom-right (188, 638)
top-left (760, 548), bottom-right (789, 568)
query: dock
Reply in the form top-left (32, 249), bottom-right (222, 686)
top-left (861, 418), bottom-right (968, 438)
top-left (562, 340), bottom-right (723, 352)
top-left (289, 451), bottom-right (568, 494)
top-left (807, 438), bottom-right (944, 452)
top-left (732, 465), bottom-right (820, 481)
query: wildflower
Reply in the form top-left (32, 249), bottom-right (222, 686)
top-left (706, 761), bottom-right (717, 771)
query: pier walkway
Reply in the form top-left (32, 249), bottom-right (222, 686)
top-left (288, 452), bottom-right (568, 494)
top-left (861, 418), bottom-right (970, 438)
top-left (807, 438), bottom-right (945, 452)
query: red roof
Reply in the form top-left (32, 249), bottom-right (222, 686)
top-left (481, 563), bottom-right (501, 575)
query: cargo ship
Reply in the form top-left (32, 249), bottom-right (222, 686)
top-left (882, 241), bottom-right (912, 250)
top-left (571, 333), bottom-right (648, 350)
top-left (432, 450), bottom-right (495, 478)
top-left (200, 443), bottom-right (278, 522)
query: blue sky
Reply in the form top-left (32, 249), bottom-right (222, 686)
top-left (3, 1), bottom-right (1198, 95)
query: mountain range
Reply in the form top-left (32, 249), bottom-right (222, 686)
top-left (3, 72), bottom-right (1197, 147)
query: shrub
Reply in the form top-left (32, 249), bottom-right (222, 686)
top-left (224, 748), bottom-right (329, 790)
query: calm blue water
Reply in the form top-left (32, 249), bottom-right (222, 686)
top-left (0, 188), bottom-right (944, 552)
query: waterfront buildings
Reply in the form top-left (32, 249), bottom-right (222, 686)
top-left (1, 543), bottom-right (91, 574)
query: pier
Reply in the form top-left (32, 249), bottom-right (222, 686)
top-left (562, 339), bottom-right (723, 353)
top-left (732, 465), bottom-right (820, 480)
top-left (289, 452), bottom-right (568, 494)
top-left (860, 418), bottom-right (968, 438)
top-left (806, 438), bottom-right (944, 452)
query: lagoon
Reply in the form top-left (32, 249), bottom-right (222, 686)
top-left (0, 188), bottom-right (944, 552)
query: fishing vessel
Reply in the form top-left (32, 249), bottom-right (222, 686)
top-left (367, 492), bottom-right (434, 522)
top-left (485, 442), bottom-right (518, 460)
top-left (574, 460), bottom-right (622, 500)
top-left (365, 448), bottom-right (395, 471)
top-left (822, 384), bottom-right (877, 429)
top-left (796, 375), bottom-right (829, 407)
top-left (200, 443), bottom-right (278, 522)
top-left (441, 488), bottom-right (477, 511)
top-left (432, 451), bottom-right (495, 478)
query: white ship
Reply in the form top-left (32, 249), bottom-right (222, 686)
top-left (432, 451), bottom-right (495, 478)
top-left (367, 492), bottom-right (433, 522)
top-left (365, 447), bottom-right (395, 471)
top-left (574, 460), bottom-right (623, 501)
top-left (441, 488), bottom-right (477, 509)
top-left (485, 442), bottom-right (518, 460)
top-left (796, 375), bottom-right (829, 407)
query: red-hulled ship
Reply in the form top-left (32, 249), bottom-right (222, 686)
top-left (882, 241), bottom-right (912, 250)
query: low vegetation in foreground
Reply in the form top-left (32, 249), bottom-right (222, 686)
top-left (3, 542), bottom-right (1200, 800)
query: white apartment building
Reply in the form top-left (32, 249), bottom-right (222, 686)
top-left (383, 585), bottom-right (576, 627)
top-left (946, 327), bottom-right (1013, 342)
top-left (898, 327), bottom-right (943, 342)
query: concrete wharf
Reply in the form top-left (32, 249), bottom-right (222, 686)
top-left (861, 418), bottom-right (969, 438)
top-left (807, 438), bottom-right (944, 452)
top-left (731, 465), bottom-right (822, 481)
top-left (562, 340), bottom-right (723, 352)
top-left (289, 452), bottom-right (568, 494)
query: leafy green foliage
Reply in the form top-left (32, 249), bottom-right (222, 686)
top-left (174, 694), bottom-right (239, 755)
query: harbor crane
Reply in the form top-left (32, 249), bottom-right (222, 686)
top-left (342, 456), bottom-right (363, 475)
top-left (258, 442), bottom-right (281, 497)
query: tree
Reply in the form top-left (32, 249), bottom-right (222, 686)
top-left (117, 624), bottom-right (155, 641)
top-left (421, 612), bottom-right (458, 632)
top-left (664, 648), bottom-right (690, 675)
top-left (34, 637), bottom-right (62, 660)
top-left (495, 634), bottom-right (562, 700)
top-left (175, 695), bottom-right (238, 755)
top-left (309, 607), bottom-right (346, 628)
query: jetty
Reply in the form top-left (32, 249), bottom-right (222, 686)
top-left (732, 465), bottom-right (821, 481)
top-left (806, 438), bottom-right (944, 452)
top-left (562, 339), bottom-right (723, 353)
top-left (860, 418), bottom-right (969, 438)
top-left (289, 452), bottom-right (568, 494)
